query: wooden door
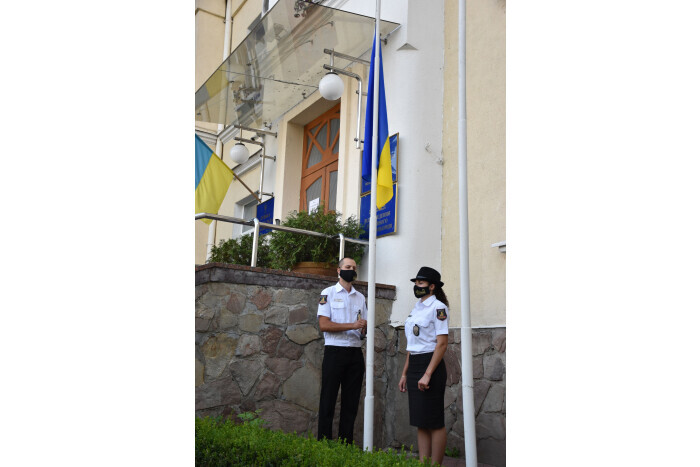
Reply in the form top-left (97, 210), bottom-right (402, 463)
top-left (300, 105), bottom-right (340, 213)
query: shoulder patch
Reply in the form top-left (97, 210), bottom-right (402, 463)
top-left (436, 308), bottom-right (447, 321)
top-left (319, 295), bottom-right (328, 305)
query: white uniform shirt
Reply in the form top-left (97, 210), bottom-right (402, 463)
top-left (404, 295), bottom-right (449, 354)
top-left (317, 282), bottom-right (368, 348)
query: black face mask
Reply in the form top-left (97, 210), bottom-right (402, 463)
top-left (413, 284), bottom-right (431, 298)
top-left (339, 269), bottom-right (357, 283)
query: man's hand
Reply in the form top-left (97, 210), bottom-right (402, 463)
top-left (318, 316), bottom-right (367, 332)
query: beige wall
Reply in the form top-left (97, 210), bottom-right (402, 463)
top-left (195, 0), bottom-right (260, 89)
top-left (195, 0), bottom-right (226, 90)
top-left (229, 0), bottom-right (262, 52)
top-left (441, 0), bottom-right (506, 326)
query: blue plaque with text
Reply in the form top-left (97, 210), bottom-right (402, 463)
top-left (359, 184), bottom-right (397, 239)
top-left (257, 197), bottom-right (274, 235)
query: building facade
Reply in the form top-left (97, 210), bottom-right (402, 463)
top-left (195, 0), bottom-right (505, 330)
top-left (195, 2), bottom-right (505, 462)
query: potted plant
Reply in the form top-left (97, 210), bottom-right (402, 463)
top-left (268, 206), bottom-right (366, 276)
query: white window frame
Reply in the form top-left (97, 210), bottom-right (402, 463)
top-left (236, 194), bottom-right (259, 236)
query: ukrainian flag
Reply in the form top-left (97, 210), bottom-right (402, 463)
top-left (362, 32), bottom-right (393, 210)
top-left (195, 135), bottom-right (234, 224)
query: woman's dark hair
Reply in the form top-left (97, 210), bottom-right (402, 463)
top-left (432, 284), bottom-right (449, 307)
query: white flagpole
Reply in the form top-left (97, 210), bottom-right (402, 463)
top-left (363, 0), bottom-right (381, 452)
top-left (458, 0), bottom-right (478, 465)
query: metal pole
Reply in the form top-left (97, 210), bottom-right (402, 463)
top-left (259, 142), bottom-right (266, 202)
top-left (458, 1), bottom-right (478, 465)
top-left (251, 218), bottom-right (260, 267)
top-left (229, 169), bottom-right (261, 204)
top-left (354, 77), bottom-right (363, 149)
top-left (338, 233), bottom-right (345, 262)
top-left (233, 123), bottom-right (277, 137)
top-left (231, 136), bottom-right (272, 204)
top-left (323, 48), bottom-right (371, 66)
top-left (322, 47), bottom-right (367, 149)
top-left (195, 214), bottom-right (368, 247)
top-left (322, 64), bottom-right (363, 149)
top-left (363, 0), bottom-right (381, 452)
top-left (206, 218), bottom-right (217, 261)
top-left (207, 137), bottom-right (225, 261)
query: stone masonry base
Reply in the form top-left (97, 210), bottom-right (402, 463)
top-left (195, 264), bottom-right (505, 466)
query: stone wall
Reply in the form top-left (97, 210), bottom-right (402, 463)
top-left (389, 327), bottom-right (506, 467)
top-left (195, 264), bottom-right (505, 466)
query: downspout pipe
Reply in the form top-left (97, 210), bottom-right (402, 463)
top-left (206, 138), bottom-right (226, 260)
top-left (223, 0), bottom-right (232, 58)
top-left (458, 1), bottom-right (478, 465)
top-left (206, 0), bottom-right (233, 262)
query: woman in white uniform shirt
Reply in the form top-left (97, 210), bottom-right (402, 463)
top-left (398, 266), bottom-right (449, 465)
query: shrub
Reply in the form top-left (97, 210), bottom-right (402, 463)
top-left (268, 207), bottom-right (366, 271)
top-left (205, 207), bottom-right (365, 271)
top-left (207, 232), bottom-right (272, 268)
top-left (195, 415), bottom-right (434, 466)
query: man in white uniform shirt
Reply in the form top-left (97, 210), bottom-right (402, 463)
top-left (316, 257), bottom-right (367, 445)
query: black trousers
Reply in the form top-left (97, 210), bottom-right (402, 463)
top-left (317, 345), bottom-right (365, 444)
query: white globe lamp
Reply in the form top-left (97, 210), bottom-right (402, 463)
top-left (229, 142), bottom-right (250, 164)
top-left (319, 72), bottom-right (344, 101)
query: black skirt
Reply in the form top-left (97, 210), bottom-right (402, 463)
top-left (406, 352), bottom-right (447, 429)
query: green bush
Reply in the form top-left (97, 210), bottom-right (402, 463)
top-left (268, 208), bottom-right (366, 271)
top-left (195, 415), bottom-right (434, 466)
top-left (206, 207), bottom-right (365, 271)
top-left (208, 233), bottom-right (273, 268)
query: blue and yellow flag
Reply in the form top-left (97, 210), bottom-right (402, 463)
top-left (195, 135), bottom-right (233, 224)
top-left (362, 32), bottom-right (393, 210)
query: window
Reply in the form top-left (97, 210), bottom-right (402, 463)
top-left (300, 104), bottom-right (340, 213)
top-left (240, 199), bottom-right (258, 234)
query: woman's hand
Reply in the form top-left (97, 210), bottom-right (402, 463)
top-left (398, 375), bottom-right (407, 392)
top-left (417, 373), bottom-right (431, 391)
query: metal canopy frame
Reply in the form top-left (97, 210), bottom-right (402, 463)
top-left (195, 0), bottom-right (400, 133)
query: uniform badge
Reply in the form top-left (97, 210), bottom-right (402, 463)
top-left (319, 295), bottom-right (328, 305)
top-left (436, 308), bottom-right (447, 321)
top-left (413, 324), bottom-right (420, 336)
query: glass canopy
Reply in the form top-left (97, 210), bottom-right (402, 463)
top-left (195, 0), bottom-right (400, 130)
